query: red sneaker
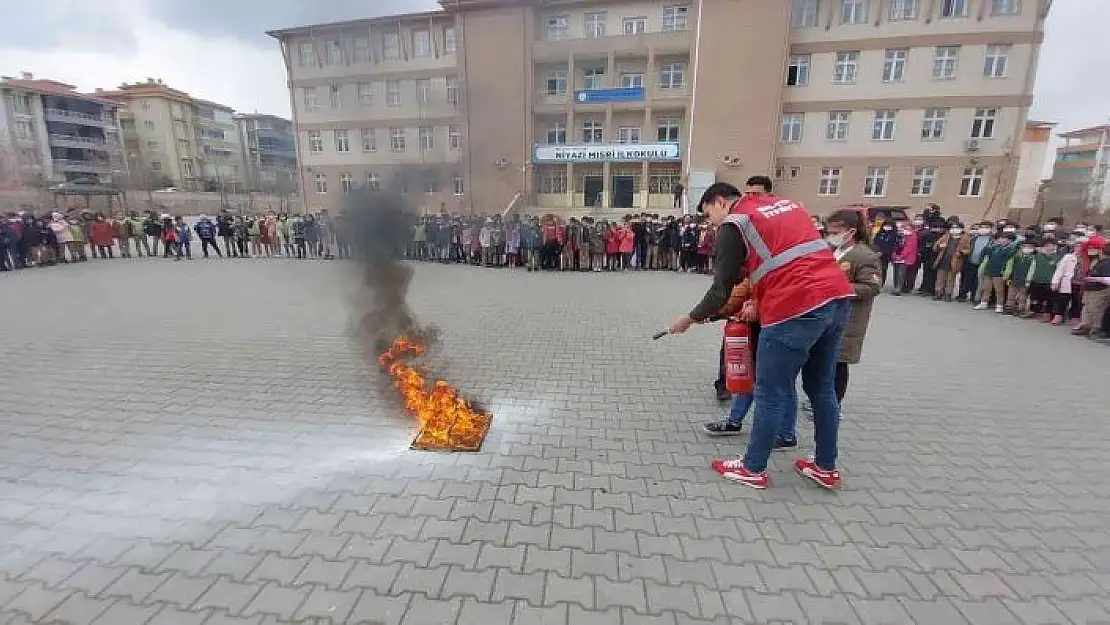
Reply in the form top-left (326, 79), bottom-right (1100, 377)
top-left (711, 457), bottom-right (770, 489)
top-left (793, 457), bottom-right (841, 490)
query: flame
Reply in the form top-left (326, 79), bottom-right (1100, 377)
top-left (377, 336), bottom-right (492, 451)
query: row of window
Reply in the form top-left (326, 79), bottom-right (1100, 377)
top-left (543, 63), bottom-right (685, 96)
top-left (544, 6), bottom-right (688, 40)
top-left (800, 164), bottom-right (989, 198)
top-left (540, 118), bottom-right (682, 145)
top-left (792, 0), bottom-right (1020, 28)
top-left (306, 126), bottom-right (463, 154)
top-left (298, 26), bottom-right (456, 67)
top-left (535, 171), bottom-right (683, 195)
top-left (780, 107), bottom-right (998, 144)
top-left (302, 77), bottom-right (458, 111)
top-left (313, 170), bottom-right (465, 196)
top-left (787, 44), bottom-right (1013, 88)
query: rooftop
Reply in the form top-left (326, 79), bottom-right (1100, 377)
top-left (0, 73), bottom-right (117, 106)
top-left (265, 8), bottom-right (450, 38)
top-left (234, 112), bottom-right (293, 123)
top-left (96, 79), bottom-right (193, 104)
top-left (1058, 124), bottom-right (1110, 139)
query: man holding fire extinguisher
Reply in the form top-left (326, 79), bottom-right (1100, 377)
top-left (668, 177), bottom-right (855, 490)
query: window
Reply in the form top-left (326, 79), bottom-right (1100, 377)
top-left (547, 122), bottom-right (566, 144)
top-left (774, 165), bottom-right (801, 180)
top-left (921, 107), bottom-right (947, 140)
top-left (585, 12), bottom-right (607, 38)
top-left (623, 17), bottom-right (647, 35)
top-left (334, 129), bottom-right (350, 153)
top-left (833, 52), bottom-right (859, 84)
top-left (12, 93), bottom-right (31, 115)
top-left (383, 33), bottom-right (400, 60)
top-left (144, 120), bottom-right (155, 130)
top-left (419, 126), bottom-right (434, 151)
top-left (960, 166), bottom-right (985, 197)
top-left (314, 173), bottom-right (327, 194)
top-left (583, 68), bottom-right (605, 90)
top-left (299, 42), bottom-right (315, 66)
top-left (449, 126), bottom-right (462, 150)
top-left (539, 172), bottom-right (568, 194)
top-left (367, 171), bottom-right (380, 191)
top-left (840, 0), bottom-right (868, 24)
top-left (325, 40), bottom-right (342, 65)
top-left (177, 139), bottom-right (189, 154)
top-left (792, 0), bottom-right (819, 27)
top-left (423, 173), bottom-right (438, 194)
top-left (663, 6), bottom-right (689, 31)
top-left (13, 120), bottom-right (33, 139)
top-left (545, 70), bottom-right (568, 96)
top-left (933, 46), bottom-right (959, 79)
top-left (390, 127), bottom-right (406, 152)
top-left (329, 84), bottom-right (341, 109)
top-left (617, 126), bottom-right (641, 144)
top-left (453, 174), bottom-right (465, 196)
top-left (358, 82), bottom-right (372, 105)
top-left (872, 110), bottom-right (896, 140)
top-left (971, 108), bottom-right (997, 139)
top-left (546, 15), bottom-right (569, 40)
top-left (984, 44), bottom-right (1010, 78)
top-left (582, 121), bottom-right (603, 143)
top-left (386, 80), bottom-right (402, 106)
top-left (864, 167), bottom-right (888, 197)
top-left (818, 167), bottom-right (842, 195)
top-left (181, 160), bottom-right (193, 177)
top-left (413, 30), bottom-right (431, 57)
top-left (940, 0), bottom-right (968, 17)
top-left (780, 113), bottom-right (804, 143)
top-left (446, 77), bottom-right (459, 104)
top-left (911, 166), bottom-right (937, 196)
top-left (444, 27), bottom-right (457, 54)
top-left (340, 172), bottom-right (354, 193)
top-left (992, 0), bottom-right (1019, 15)
top-left (150, 161), bottom-right (162, 172)
top-left (304, 87), bottom-right (319, 110)
top-left (416, 79), bottom-right (430, 104)
top-left (620, 73), bottom-right (644, 89)
top-left (889, 0), bottom-right (918, 20)
top-left (658, 118), bottom-right (681, 142)
top-left (147, 140), bottom-right (160, 150)
top-left (353, 36), bottom-right (370, 62)
top-left (660, 63), bottom-right (684, 89)
top-left (787, 55), bottom-right (810, 86)
top-left (882, 49), bottom-right (907, 82)
top-left (361, 127), bottom-right (376, 152)
top-left (826, 111), bottom-right (850, 141)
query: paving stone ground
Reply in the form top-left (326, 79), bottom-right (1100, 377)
top-left (1, 257), bottom-right (1109, 625)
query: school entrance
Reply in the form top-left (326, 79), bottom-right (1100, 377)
top-left (611, 175), bottom-right (636, 209)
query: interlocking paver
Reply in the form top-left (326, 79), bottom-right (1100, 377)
top-left (2, 261), bottom-right (1109, 624)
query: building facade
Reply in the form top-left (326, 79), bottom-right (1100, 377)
top-left (99, 80), bottom-right (247, 193)
top-left (0, 72), bottom-right (126, 190)
top-left (271, 0), bottom-right (1048, 218)
top-left (1043, 124), bottom-right (1110, 220)
top-left (236, 113), bottom-right (299, 194)
top-left (1007, 119), bottom-right (1052, 218)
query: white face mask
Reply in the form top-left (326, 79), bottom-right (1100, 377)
top-left (912, 220), bottom-right (924, 226)
top-left (825, 232), bottom-right (849, 249)
top-left (1043, 224), bottom-right (1057, 232)
top-left (1021, 247), bottom-right (1035, 254)
top-left (1003, 227), bottom-right (1016, 233)
top-left (977, 228), bottom-right (991, 236)
top-left (951, 229), bottom-right (964, 236)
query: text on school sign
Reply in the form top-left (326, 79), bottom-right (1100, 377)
top-left (533, 142), bottom-right (681, 164)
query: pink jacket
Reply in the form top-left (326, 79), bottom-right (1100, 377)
top-left (1052, 253), bottom-right (1078, 294)
top-left (891, 229), bottom-right (919, 264)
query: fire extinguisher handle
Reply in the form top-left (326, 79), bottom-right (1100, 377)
top-left (652, 330), bottom-right (668, 340)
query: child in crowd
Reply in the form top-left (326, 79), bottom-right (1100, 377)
top-left (975, 231), bottom-right (1017, 312)
top-left (1051, 239), bottom-right (1080, 325)
top-left (1025, 238), bottom-right (1059, 320)
top-left (932, 224), bottom-right (970, 301)
top-left (174, 217), bottom-right (192, 260)
top-left (1004, 240), bottom-right (1037, 315)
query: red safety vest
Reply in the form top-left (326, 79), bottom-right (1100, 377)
top-left (724, 194), bottom-right (854, 326)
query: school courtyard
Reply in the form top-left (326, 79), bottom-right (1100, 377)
top-left (0, 259), bottom-right (1107, 625)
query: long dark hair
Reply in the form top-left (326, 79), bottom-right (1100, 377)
top-left (826, 210), bottom-right (871, 246)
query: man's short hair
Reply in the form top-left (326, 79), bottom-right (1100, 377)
top-left (745, 175), bottom-right (773, 192)
top-left (697, 182), bottom-right (742, 212)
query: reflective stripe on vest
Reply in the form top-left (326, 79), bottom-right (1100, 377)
top-left (723, 213), bottom-right (830, 285)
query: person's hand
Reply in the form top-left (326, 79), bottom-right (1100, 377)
top-left (669, 315), bottom-right (695, 335)
top-left (739, 300), bottom-right (757, 322)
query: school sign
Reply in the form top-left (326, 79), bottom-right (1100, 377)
top-left (532, 142), bottom-right (681, 164)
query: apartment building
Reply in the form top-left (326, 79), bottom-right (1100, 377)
top-left (0, 72), bottom-right (126, 189)
top-left (271, 0), bottom-right (1048, 218)
top-left (1042, 124), bottom-right (1110, 218)
top-left (1007, 119), bottom-right (1053, 218)
top-left (99, 80), bottom-right (247, 192)
top-left (236, 113), bottom-right (298, 192)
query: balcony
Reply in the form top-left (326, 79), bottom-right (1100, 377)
top-left (49, 134), bottom-right (108, 150)
top-left (532, 30), bottom-right (692, 64)
top-left (44, 108), bottom-right (112, 127)
top-left (54, 159), bottom-right (113, 174)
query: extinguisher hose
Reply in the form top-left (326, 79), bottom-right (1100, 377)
top-left (651, 330), bottom-right (668, 340)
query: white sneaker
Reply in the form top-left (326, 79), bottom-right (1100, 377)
top-left (974, 302), bottom-right (989, 310)
top-left (995, 305), bottom-right (1004, 313)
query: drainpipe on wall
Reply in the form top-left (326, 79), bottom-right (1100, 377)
top-left (683, 0), bottom-right (704, 214)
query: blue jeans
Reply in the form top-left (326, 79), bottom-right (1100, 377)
top-left (726, 393), bottom-right (795, 443)
top-left (743, 298), bottom-right (851, 473)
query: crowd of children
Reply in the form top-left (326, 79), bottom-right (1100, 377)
top-left (408, 212), bottom-right (720, 273)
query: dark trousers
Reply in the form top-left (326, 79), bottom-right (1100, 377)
top-left (295, 239), bottom-right (306, 258)
top-left (238, 238), bottom-right (250, 257)
top-left (635, 242), bottom-right (647, 268)
top-left (834, 362), bottom-right (849, 404)
top-left (0, 246), bottom-right (11, 270)
top-left (222, 235), bottom-right (236, 257)
top-left (200, 237), bottom-right (222, 258)
top-left (1028, 283), bottom-right (1052, 314)
top-left (1054, 290), bottom-right (1083, 319)
top-left (959, 261), bottom-right (980, 300)
top-left (919, 264), bottom-right (937, 294)
top-left (902, 263), bottom-right (920, 293)
top-left (879, 257), bottom-right (892, 288)
top-left (97, 245), bottom-right (113, 259)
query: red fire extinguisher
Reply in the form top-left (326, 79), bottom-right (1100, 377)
top-left (723, 318), bottom-right (754, 394)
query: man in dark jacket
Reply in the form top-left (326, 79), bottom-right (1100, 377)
top-left (217, 212), bottom-right (236, 257)
top-left (143, 211), bottom-right (162, 257)
top-left (194, 215), bottom-right (222, 258)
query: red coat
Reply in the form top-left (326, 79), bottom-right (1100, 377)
top-left (618, 227), bottom-right (634, 253)
top-left (90, 221), bottom-right (115, 246)
top-left (724, 194), bottom-right (854, 327)
top-left (605, 229), bottom-right (620, 255)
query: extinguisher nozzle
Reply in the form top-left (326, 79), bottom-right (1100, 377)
top-left (652, 330), bottom-right (668, 340)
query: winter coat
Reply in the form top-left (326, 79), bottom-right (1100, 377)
top-left (90, 221), bottom-right (115, 246)
top-left (931, 232), bottom-right (972, 271)
top-left (1052, 253), bottom-right (1078, 294)
top-left (891, 230), bottom-right (919, 265)
top-left (618, 226), bottom-right (634, 254)
top-left (194, 219), bottom-right (217, 239)
top-left (836, 243), bottom-right (882, 365)
top-left (605, 229), bottom-right (620, 255)
top-left (873, 227), bottom-right (902, 260)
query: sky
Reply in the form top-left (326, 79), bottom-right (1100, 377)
top-left (0, 0), bottom-right (1103, 175)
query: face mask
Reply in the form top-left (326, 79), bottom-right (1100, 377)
top-left (950, 229), bottom-right (963, 235)
top-left (912, 220), bottom-right (924, 226)
top-left (1076, 225), bottom-right (1087, 233)
top-left (1003, 227), bottom-right (1016, 233)
top-left (1043, 224), bottom-right (1056, 232)
top-left (1088, 250), bottom-right (1101, 257)
top-left (882, 226), bottom-right (893, 231)
top-left (1021, 247), bottom-right (1034, 254)
top-left (1043, 247), bottom-right (1057, 255)
top-left (977, 228), bottom-right (990, 236)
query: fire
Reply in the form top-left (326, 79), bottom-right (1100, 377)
top-left (377, 335), bottom-right (492, 451)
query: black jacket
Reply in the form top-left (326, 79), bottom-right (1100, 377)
top-left (690, 224), bottom-right (748, 321)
